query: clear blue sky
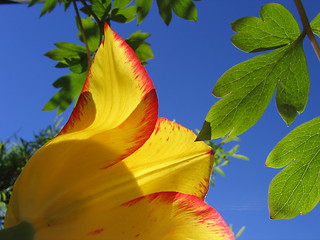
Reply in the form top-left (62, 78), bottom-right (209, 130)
top-left (1, 0), bottom-right (319, 239)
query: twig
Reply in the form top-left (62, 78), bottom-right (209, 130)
top-left (79, 0), bottom-right (100, 24)
top-left (73, 0), bottom-right (92, 67)
top-left (79, 0), bottom-right (104, 43)
top-left (294, 0), bottom-right (320, 60)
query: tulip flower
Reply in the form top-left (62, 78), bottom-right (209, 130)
top-left (1, 24), bottom-right (234, 240)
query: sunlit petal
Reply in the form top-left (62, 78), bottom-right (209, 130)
top-left (5, 25), bottom-right (158, 228)
top-left (34, 192), bottom-right (234, 240)
top-left (125, 118), bottom-right (213, 199)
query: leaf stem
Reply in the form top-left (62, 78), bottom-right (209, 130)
top-left (73, 0), bottom-right (92, 67)
top-left (78, 0), bottom-right (99, 24)
top-left (78, 0), bottom-right (104, 46)
top-left (294, 0), bottom-right (320, 60)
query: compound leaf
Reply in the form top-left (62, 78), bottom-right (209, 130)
top-left (91, 0), bottom-right (112, 21)
top-left (43, 72), bottom-right (87, 114)
top-left (113, 0), bottom-right (132, 9)
top-left (156, 0), bottom-right (172, 25)
top-left (111, 6), bottom-right (137, 23)
top-left (126, 31), bottom-right (154, 64)
top-left (45, 42), bottom-right (86, 62)
top-left (136, 0), bottom-right (153, 24)
top-left (266, 117), bottom-right (320, 219)
top-left (197, 38), bottom-right (309, 140)
top-left (198, 3), bottom-right (309, 140)
top-left (156, 0), bottom-right (199, 25)
top-left (231, 3), bottom-right (300, 52)
top-left (311, 13), bottom-right (320, 37)
top-left (171, 0), bottom-right (197, 22)
top-left (76, 17), bottom-right (101, 53)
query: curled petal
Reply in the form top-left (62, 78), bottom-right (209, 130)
top-left (34, 192), bottom-right (234, 240)
top-left (5, 24), bottom-right (158, 228)
top-left (125, 118), bottom-right (214, 199)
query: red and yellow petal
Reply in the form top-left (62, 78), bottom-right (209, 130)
top-left (55, 24), bottom-right (158, 165)
top-left (5, 118), bottom-right (213, 229)
top-left (5, 24), bottom-right (158, 228)
top-left (124, 118), bottom-right (214, 199)
top-left (60, 24), bottom-right (156, 136)
top-left (34, 192), bottom-right (234, 240)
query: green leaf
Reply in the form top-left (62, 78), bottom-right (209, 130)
top-left (111, 6), bottom-right (137, 23)
top-left (235, 226), bottom-right (246, 239)
top-left (136, 0), bottom-right (153, 24)
top-left (43, 72), bottom-right (87, 114)
top-left (311, 13), bottom-right (320, 37)
top-left (171, 0), bottom-right (197, 22)
top-left (231, 3), bottom-right (300, 53)
top-left (156, 0), bottom-right (172, 25)
top-left (91, 0), bottom-right (112, 21)
top-left (113, 0), bottom-right (132, 9)
top-left (214, 166), bottom-right (225, 176)
top-left (66, 57), bottom-right (88, 74)
top-left (76, 17), bottom-right (101, 53)
top-left (266, 117), bottom-right (320, 219)
top-left (40, 0), bottom-right (58, 17)
top-left (198, 3), bottom-right (309, 141)
top-left (126, 31), bottom-right (154, 64)
top-left (156, 0), bottom-right (198, 25)
top-left (232, 154), bottom-right (249, 160)
top-left (45, 42), bottom-right (86, 61)
top-left (198, 38), bottom-right (309, 140)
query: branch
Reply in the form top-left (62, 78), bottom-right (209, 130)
top-left (73, 0), bottom-right (92, 67)
top-left (78, 0), bottom-right (104, 43)
top-left (294, 0), bottom-right (320, 60)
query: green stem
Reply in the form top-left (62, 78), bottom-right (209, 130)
top-left (73, 0), bottom-right (92, 67)
top-left (294, 0), bottom-right (320, 60)
top-left (78, 0), bottom-right (104, 46)
top-left (0, 222), bottom-right (35, 240)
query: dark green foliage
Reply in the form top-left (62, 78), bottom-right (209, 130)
top-left (76, 17), bottom-right (101, 53)
top-left (42, 72), bottom-right (87, 114)
top-left (32, 0), bottom-right (202, 114)
top-left (136, 0), bottom-right (153, 24)
top-left (126, 31), bottom-right (154, 65)
top-left (206, 136), bottom-right (248, 186)
top-left (0, 123), bottom-right (60, 228)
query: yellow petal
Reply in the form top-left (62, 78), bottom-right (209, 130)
top-left (5, 24), bottom-right (158, 227)
top-left (60, 24), bottom-right (157, 136)
top-left (34, 192), bottom-right (234, 240)
top-left (125, 118), bottom-right (214, 199)
top-left (5, 118), bottom-right (212, 230)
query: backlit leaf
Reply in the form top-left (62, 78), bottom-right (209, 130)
top-left (40, 0), bottom-right (58, 17)
top-left (266, 117), bottom-right (320, 219)
top-left (156, 0), bottom-right (172, 25)
top-left (111, 6), bottom-right (137, 23)
top-left (171, 0), bottom-right (197, 22)
top-left (43, 72), bottom-right (87, 114)
top-left (76, 17), bottom-right (101, 53)
top-left (136, 0), bottom-right (153, 24)
top-left (126, 31), bottom-right (154, 64)
top-left (91, 0), bottom-right (112, 21)
top-left (231, 3), bottom-right (300, 52)
top-left (198, 3), bottom-right (309, 140)
top-left (198, 38), bottom-right (309, 140)
top-left (113, 0), bottom-right (132, 9)
top-left (156, 0), bottom-right (198, 25)
top-left (311, 13), bottom-right (320, 37)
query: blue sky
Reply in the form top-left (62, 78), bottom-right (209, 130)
top-left (1, 0), bottom-right (320, 239)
